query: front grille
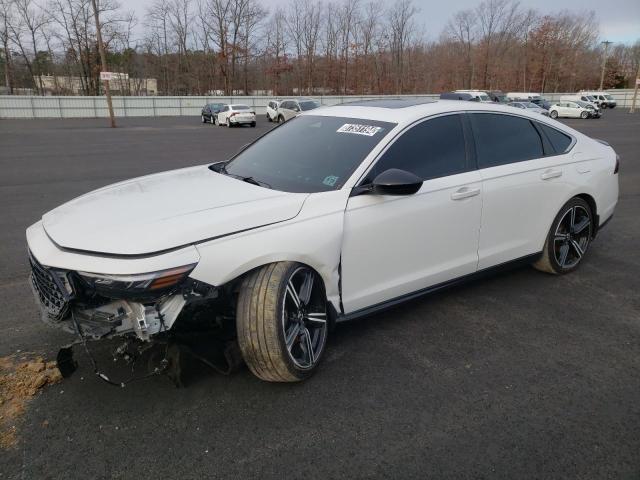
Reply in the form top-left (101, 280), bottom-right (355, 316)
top-left (29, 253), bottom-right (70, 322)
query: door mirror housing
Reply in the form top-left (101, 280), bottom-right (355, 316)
top-left (371, 168), bottom-right (423, 196)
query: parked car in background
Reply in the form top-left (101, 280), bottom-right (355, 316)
top-left (201, 103), bottom-right (226, 124)
top-left (549, 101), bottom-right (591, 119)
top-left (561, 94), bottom-right (600, 108)
top-left (277, 98), bottom-right (321, 122)
top-left (580, 91), bottom-right (617, 109)
top-left (266, 100), bottom-right (280, 122)
top-left (440, 92), bottom-right (479, 101)
top-left (454, 90), bottom-right (493, 102)
top-left (508, 101), bottom-right (550, 116)
top-left (530, 98), bottom-right (553, 110)
top-left (488, 91), bottom-right (509, 103)
top-left (26, 98), bottom-right (619, 383)
top-left (575, 100), bottom-right (602, 118)
top-left (506, 92), bottom-right (542, 102)
top-left (217, 104), bottom-right (256, 127)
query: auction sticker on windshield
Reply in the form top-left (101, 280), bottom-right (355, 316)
top-left (337, 124), bottom-right (383, 136)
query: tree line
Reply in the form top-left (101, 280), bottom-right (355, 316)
top-left (1, 0), bottom-right (639, 96)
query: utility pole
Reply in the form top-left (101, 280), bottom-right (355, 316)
top-left (630, 63), bottom-right (639, 114)
top-left (599, 40), bottom-right (613, 91)
top-left (91, 0), bottom-right (116, 128)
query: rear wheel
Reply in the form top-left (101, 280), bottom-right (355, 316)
top-left (201, 115), bottom-right (206, 123)
top-left (251, 122), bottom-right (256, 128)
top-left (278, 115), bottom-right (285, 123)
top-left (580, 111), bottom-right (589, 119)
top-left (533, 197), bottom-right (593, 275)
top-left (236, 262), bottom-right (328, 382)
top-left (210, 115), bottom-right (215, 124)
top-left (550, 110), bottom-right (558, 119)
top-left (267, 114), bottom-right (272, 122)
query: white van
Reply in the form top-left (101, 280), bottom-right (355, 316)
top-left (579, 91), bottom-right (617, 109)
top-left (454, 90), bottom-right (493, 102)
top-left (506, 92), bottom-right (541, 102)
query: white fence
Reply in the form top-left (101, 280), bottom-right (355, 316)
top-left (0, 90), bottom-right (635, 119)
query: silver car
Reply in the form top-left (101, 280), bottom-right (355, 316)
top-left (276, 98), bottom-right (321, 122)
top-left (508, 101), bottom-right (550, 116)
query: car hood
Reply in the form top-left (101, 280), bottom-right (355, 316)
top-left (42, 165), bottom-right (308, 256)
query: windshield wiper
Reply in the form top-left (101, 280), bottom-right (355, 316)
top-left (241, 176), bottom-right (272, 189)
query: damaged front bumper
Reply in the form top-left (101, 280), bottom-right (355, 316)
top-left (29, 251), bottom-right (215, 342)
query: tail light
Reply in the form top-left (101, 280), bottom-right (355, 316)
top-left (230, 112), bottom-right (237, 117)
top-left (614, 154), bottom-right (620, 174)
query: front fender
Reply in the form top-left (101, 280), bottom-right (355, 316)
top-left (190, 190), bottom-right (350, 310)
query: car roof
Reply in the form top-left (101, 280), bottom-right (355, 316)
top-left (340, 98), bottom-right (436, 108)
top-left (303, 100), bottom-right (554, 126)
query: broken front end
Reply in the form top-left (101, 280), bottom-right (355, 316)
top-left (28, 252), bottom-right (241, 384)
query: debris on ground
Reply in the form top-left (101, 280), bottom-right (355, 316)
top-left (0, 354), bottom-right (62, 449)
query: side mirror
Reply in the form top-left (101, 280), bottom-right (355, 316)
top-left (371, 168), bottom-right (423, 196)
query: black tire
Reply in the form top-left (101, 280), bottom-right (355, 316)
top-left (226, 118), bottom-right (232, 127)
top-left (251, 122), bottom-right (256, 128)
top-left (533, 197), bottom-right (593, 275)
top-left (580, 111), bottom-right (589, 119)
top-left (267, 114), bottom-right (272, 122)
top-left (236, 262), bottom-right (328, 382)
top-left (550, 110), bottom-right (558, 119)
top-left (210, 115), bottom-right (215, 124)
top-left (278, 115), bottom-right (285, 123)
top-left (201, 114), bottom-right (206, 123)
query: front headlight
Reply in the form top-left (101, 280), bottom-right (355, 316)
top-left (78, 264), bottom-right (196, 299)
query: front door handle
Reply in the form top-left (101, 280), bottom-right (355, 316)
top-left (541, 169), bottom-right (562, 180)
top-left (451, 187), bottom-right (480, 200)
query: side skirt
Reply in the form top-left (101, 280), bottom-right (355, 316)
top-left (336, 252), bottom-right (542, 323)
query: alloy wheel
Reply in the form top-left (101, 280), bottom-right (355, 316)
top-left (282, 267), bottom-right (327, 369)
top-left (553, 205), bottom-right (591, 269)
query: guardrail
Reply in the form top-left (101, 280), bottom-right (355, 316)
top-left (0, 91), bottom-right (635, 119)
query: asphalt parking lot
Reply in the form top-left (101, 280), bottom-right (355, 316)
top-left (0, 110), bottom-right (639, 479)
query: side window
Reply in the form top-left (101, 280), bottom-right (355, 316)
top-left (538, 123), bottom-right (573, 154)
top-left (368, 114), bottom-right (469, 182)
top-left (470, 113), bottom-right (544, 168)
top-left (223, 106), bottom-right (229, 112)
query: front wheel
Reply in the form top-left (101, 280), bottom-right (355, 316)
top-left (549, 110), bottom-right (558, 119)
top-left (201, 115), bottom-right (206, 123)
top-left (533, 197), bottom-right (593, 275)
top-left (278, 115), bottom-right (284, 123)
top-left (580, 111), bottom-right (589, 119)
top-left (236, 262), bottom-right (328, 382)
top-left (267, 114), bottom-right (272, 122)
top-left (251, 122), bottom-right (256, 128)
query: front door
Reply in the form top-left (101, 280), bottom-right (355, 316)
top-left (341, 114), bottom-right (482, 313)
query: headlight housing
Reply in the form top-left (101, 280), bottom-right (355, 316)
top-left (77, 264), bottom-right (196, 300)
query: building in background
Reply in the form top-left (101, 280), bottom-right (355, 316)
top-left (33, 75), bottom-right (158, 96)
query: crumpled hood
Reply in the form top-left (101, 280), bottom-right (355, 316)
top-left (42, 165), bottom-right (308, 255)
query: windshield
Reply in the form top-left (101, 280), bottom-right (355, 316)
top-left (218, 115), bottom-right (395, 193)
top-left (605, 95), bottom-right (614, 100)
top-left (299, 101), bottom-right (320, 111)
top-left (479, 95), bottom-right (490, 101)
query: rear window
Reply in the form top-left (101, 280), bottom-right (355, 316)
top-left (538, 124), bottom-right (573, 154)
top-left (221, 116), bottom-right (396, 193)
top-left (470, 113), bottom-right (544, 168)
top-left (232, 105), bottom-right (250, 110)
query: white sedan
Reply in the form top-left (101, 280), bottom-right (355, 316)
top-left (549, 101), bottom-right (591, 119)
top-left (216, 104), bottom-right (256, 127)
top-left (27, 100), bottom-right (619, 383)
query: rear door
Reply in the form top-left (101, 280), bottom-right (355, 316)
top-left (470, 112), bottom-right (573, 269)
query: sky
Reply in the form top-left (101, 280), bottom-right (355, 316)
top-left (125, 0), bottom-right (640, 45)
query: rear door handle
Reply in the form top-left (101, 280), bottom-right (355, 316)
top-left (541, 169), bottom-right (562, 180)
top-left (451, 187), bottom-right (480, 200)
